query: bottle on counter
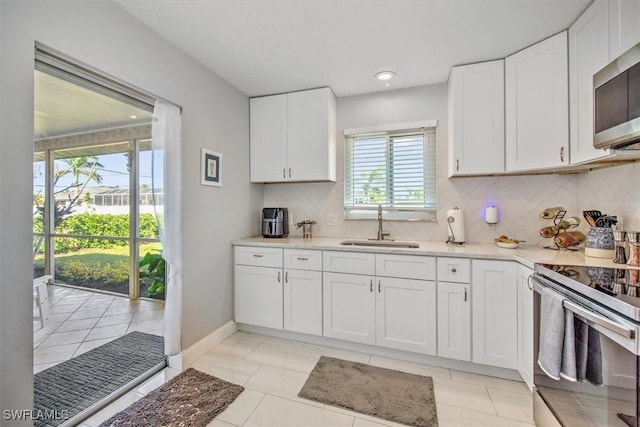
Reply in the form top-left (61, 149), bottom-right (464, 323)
top-left (554, 231), bottom-right (586, 248)
top-left (560, 216), bottom-right (581, 228)
top-left (540, 226), bottom-right (558, 238)
top-left (539, 207), bottom-right (565, 219)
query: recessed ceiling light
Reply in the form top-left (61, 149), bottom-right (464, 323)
top-left (375, 71), bottom-right (396, 81)
top-left (129, 115), bottom-right (137, 119)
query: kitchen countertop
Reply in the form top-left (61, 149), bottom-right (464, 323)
top-left (233, 236), bottom-right (633, 270)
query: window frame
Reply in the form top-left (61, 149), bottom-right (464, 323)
top-left (343, 120), bottom-right (437, 221)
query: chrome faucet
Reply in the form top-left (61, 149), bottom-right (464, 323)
top-left (376, 204), bottom-right (391, 241)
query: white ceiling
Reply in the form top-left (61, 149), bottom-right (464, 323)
top-left (116, 0), bottom-right (592, 98)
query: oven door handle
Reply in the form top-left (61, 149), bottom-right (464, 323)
top-left (533, 276), bottom-right (635, 340)
top-left (563, 300), bottom-right (634, 339)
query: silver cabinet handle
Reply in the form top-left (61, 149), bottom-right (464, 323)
top-left (560, 146), bottom-right (565, 163)
top-left (253, 254), bottom-right (263, 258)
top-left (451, 267), bottom-right (457, 273)
top-left (285, 271), bottom-right (288, 283)
top-left (378, 280), bottom-right (381, 293)
top-left (297, 257), bottom-right (308, 261)
top-left (289, 168), bottom-right (292, 178)
top-left (464, 287), bottom-right (468, 302)
top-left (277, 271), bottom-right (281, 283)
top-left (527, 275), bottom-right (533, 291)
top-left (456, 159), bottom-right (460, 171)
top-left (370, 279), bottom-right (373, 292)
top-left (283, 168), bottom-right (286, 179)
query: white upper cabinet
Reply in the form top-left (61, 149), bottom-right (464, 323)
top-left (250, 87), bottom-right (336, 183)
top-left (609, 0), bottom-right (640, 60)
top-left (569, 0), bottom-right (612, 165)
top-left (505, 31), bottom-right (569, 172)
top-left (249, 94), bottom-right (288, 182)
top-left (448, 60), bottom-right (505, 176)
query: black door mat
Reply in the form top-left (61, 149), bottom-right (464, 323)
top-left (34, 331), bottom-right (165, 427)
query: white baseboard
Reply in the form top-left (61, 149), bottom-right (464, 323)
top-left (173, 320), bottom-right (237, 369)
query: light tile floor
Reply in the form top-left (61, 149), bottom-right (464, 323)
top-left (80, 331), bottom-right (535, 427)
top-left (33, 284), bottom-right (165, 373)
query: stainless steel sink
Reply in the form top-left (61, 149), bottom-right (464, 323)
top-left (339, 239), bottom-right (420, 248)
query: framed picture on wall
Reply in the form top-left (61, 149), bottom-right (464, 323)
top-left (201, 148), bottom-right (222, 187)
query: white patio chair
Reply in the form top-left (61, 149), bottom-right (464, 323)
top-left (33, 275), bottom-right (52, 328)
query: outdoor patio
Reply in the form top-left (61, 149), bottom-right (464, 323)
top-left (33, 284), bottom-right (165, 373)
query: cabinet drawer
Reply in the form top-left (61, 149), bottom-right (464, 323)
top-left (234, 246), bottom-right (283, 268)
top-left (437, 257), bottom-right (471, 283)
top-left (284, 249), bottom-right (322, 271)
top-left (323, 251), bottom-right (375, 275)
top-left (375, 254), bottom-right (436, 280)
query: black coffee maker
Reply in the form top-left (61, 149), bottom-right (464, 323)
top-left (261, 208), bottom-right (289, 238)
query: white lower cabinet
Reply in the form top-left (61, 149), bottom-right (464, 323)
top-left (236, 245), bottom-right (527, 373)
top-left (323, 272), bottom-right (376, 345)
top-left (517, 265), bottom-right (534, 389)
top-left (376, 277), bottom-right (436, 354)
top-left (235, 264), bottom-right (283, 330)
top-left (472, 260), bottom-right (518, 369)
top-left (322, 251), bottom-right (437, 355)
top-left (283, 248), bottom-right (323, 336)
top-left (284, 268), bottom-right (322, 336)
top-left (235, 246), bottom-right (323, 333)
top-left (437, 281), bottom-right (471, 361)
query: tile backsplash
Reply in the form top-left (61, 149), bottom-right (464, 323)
top-left (264, 173), bottom-right (581, 246)
top-left (577, 162), bottom-right (640, 231)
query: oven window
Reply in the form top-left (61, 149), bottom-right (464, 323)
top-left (595, 71), bottom-right (629, 134)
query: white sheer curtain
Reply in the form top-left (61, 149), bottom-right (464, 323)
top-left (152, 99), bottom-right (182, 356)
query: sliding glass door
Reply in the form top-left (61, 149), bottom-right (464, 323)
top-left (33, 57), bottom-right (163, 299)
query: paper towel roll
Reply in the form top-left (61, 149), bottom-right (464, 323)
top-left (485, 206), bottom-right (499, 224)
top-left (446, 208), bottom-right (466, 243)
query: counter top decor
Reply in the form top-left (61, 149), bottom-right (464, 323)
top-left (295, 219), bottom-right (316, 239)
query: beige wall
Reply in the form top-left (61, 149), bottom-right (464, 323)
top-left (1, 1), bottom-right (261, 417)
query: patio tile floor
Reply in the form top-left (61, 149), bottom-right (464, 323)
top-left (33, 284), bottom-right (165, 373)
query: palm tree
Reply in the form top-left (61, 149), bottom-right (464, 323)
top-left (33, 156), bottom-right (103, 257)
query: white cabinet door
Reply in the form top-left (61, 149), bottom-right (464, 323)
top-left (437, 281), bottom-right (471, 361)
top-left (287, 88), bottom-right (337, 182)
top-left (472, 260), bottom-right (518, 369)
top-left (448, 60), bottom-right (505, 176)
top-left (609, 0), bottom-right (640, 60)
top-left (569, 0), bottom-right (612, 165)
top-left (284, 269), bottom-right (323, 336)
top-left (250, 94), bottom-right (288, 182)
top-left (375, 277), bottom-right (436, 355)
top-left (517, 265), bottom-right (534, 390)
top-left (323, 272), bottom-right (375, 345)
top-left (505, 31), bottom-right (569, 172)
top-left (235, 265), bottom-right (283, 330)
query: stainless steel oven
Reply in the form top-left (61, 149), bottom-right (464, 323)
top-left (532, 264), bottom-right (640, 427)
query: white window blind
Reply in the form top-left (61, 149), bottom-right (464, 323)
top-left (344, 125), bottom-right (436, 220)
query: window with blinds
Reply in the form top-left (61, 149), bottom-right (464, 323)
top-left (344, 125), bottom-right (436, 220)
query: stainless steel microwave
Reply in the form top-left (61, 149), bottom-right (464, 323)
top-left (593, 43), bottom-right (640, 150)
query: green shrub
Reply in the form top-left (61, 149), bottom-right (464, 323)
top-left (139, 250), bottom-right (166, 296)
top-left (35, 213), bottom-right (160, 254)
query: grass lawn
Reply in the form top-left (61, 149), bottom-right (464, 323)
top-left (33, 242), bottom-right (164, 300)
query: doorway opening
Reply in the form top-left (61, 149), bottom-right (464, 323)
top-left (32, 47), bottom-right (166, 371)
